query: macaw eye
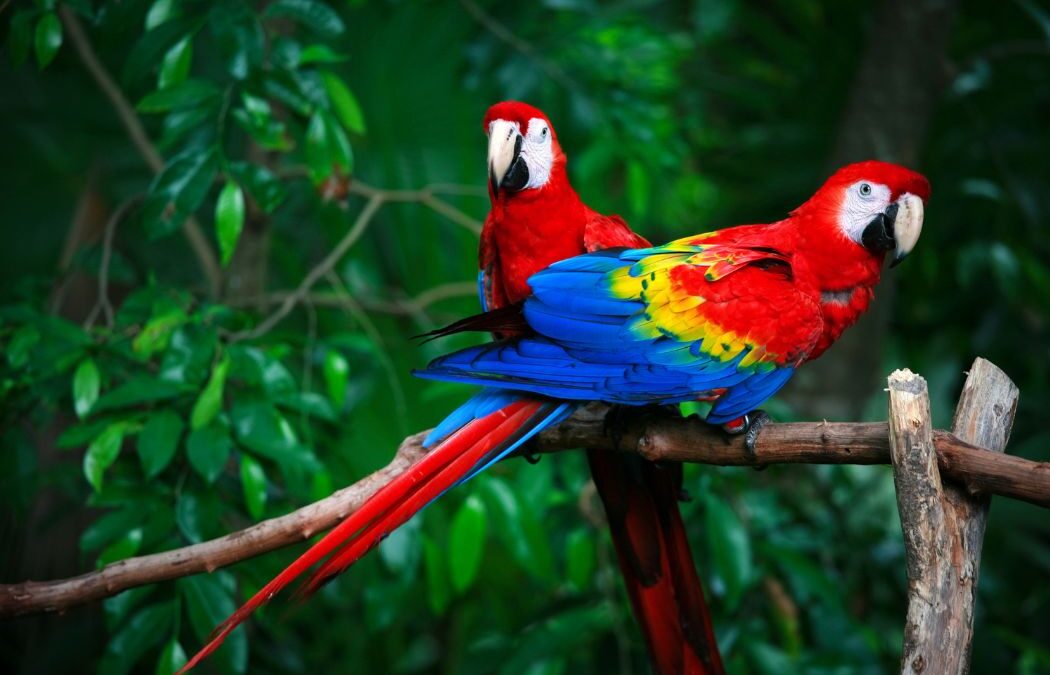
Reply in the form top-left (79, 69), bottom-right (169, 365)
top-left (859, 182), bottom-right (872, 196)
top-left (540, 127), bottom-right (548, 139)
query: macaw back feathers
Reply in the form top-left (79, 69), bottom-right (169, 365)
top-left (417, 239), bottom-right (814, 424)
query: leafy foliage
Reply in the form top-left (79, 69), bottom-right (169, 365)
top-left (1, 1), bottom-right (1048, 674)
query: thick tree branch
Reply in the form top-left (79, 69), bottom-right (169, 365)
top-left (1, 402), bottom-right (1046, 619)
top-left (59, 7), bottom-right (222, 296)
top-left (889, 358), bottom-right (1018, 674)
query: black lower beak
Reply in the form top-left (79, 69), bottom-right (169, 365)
top-left (861, 202), bottom-right (899, 258)
top-left (491, 135), bottom-right (529, 195)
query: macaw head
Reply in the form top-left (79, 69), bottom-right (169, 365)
top-left (482, 101), bottom-right (565, 199)
top-left (796, 160), bottom-right (931, 267)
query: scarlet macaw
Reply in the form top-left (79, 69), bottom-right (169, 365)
top-left (181, 131), bottom-right (927, 673)
top-left (478, 101), bottom-right (724, 675)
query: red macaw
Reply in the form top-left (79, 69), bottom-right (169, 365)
top-left (478, 101), bottom-right (724, 675)
top-left (180, 128), bottom-right (928, 674)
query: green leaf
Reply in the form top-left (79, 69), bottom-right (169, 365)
top-left (81, 506), bottom-right (146, 552)
top-left (227, 345), bottom-right (295, 395)
top-left (123, 16), bottom-right (204, 86)
top-left (209, 4), bottom-right (264, 79)
top-left (231, 106), bottom-right (292, 151)
top-left (264, 0), bottom-right (345, 37)
top-left (321, 71), bottom-right (366, 134)
top-left (479, 476), bottom-right (556, 582)
top-left (187, 420), bottom-right (232, 483)
top-left (72, 357), bottom-right (100, 419)
top-left (137, 79), bottom-right (220, 113)
top-left (141, 147), bottom-right (219, 238)
top-left (299, 44), bottom-right (348, 65)
top-left (175, 492), bottom-right (203, 543)
top-left (705, 495), bottom-right (753, 610)
top-left (137, 410), bottom-right (184, 478)
top-left (145, 0), bottom-right (178, 30)
top-left (448, 494), bottom-right (487, 593)
top-left (84, 423), bottom-right (127, 492)
top-left (180, 574), bottom-right (247, 674)
top-left (262, 69), bottom-right (314, 116)
top-left (565, 528), bottom-right (596, 592)
top-left (6, 324), bottom-right (40, 368)
top-left (273, 391), bottom-right (335, 421)
top-left (93, 377), bottom-right (188, 413)
top-left (158, 36), bottom-right (192, 89)
top-left (230, 400), bottom-right (320, 476)
top-left (239, 454), bottom-right (267, 519)
top-left (9, 11), bottom-right (35, 65)
top-left (133, 307), bottom-right (187, 357)
top-left (97, 527), bottom-right (143, 568)
top-left (216, 181), bottom-right (245, 266)
top-left (60, 417), bottom-right (117, 449)
top-left (104, 586), bottom-right (154, 632)
top-left (155, 639), bottom-right (187, 675)
top-left (423, 536), bottom-right (451, 615)
top-left (159, 324), bottom-right (217, 386)
top-left (304, 111), bottom-right (353, 184)
top-left (228, 162), bottom-right (287, 213)
top-left (379, 515), bottom-right (421, 575)
top-left (190, 354), bottom-right (229, 430)
top-left (34, 12), bottom-right (62, 69)
top-left (98, 602), bottom-right (173, 675)
top-left (323, 349), bottom-right (349, 409)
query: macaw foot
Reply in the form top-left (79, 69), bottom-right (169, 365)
top-left (721, 410), bottom-right (772, 459)
top-left (521, 445), bottom-right (543, 464)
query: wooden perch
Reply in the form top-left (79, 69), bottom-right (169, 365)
top-left (888, 358), bottom-right (1018, 675)
top-left (1, 362), bottom-right (1044, 620)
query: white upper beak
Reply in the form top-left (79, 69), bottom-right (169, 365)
top-left (487, 120), bottom-right (521, 191)
top-left (892, 193), bottom-right (924, 266)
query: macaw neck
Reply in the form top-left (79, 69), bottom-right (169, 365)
top-left (487, 176), bottom-right (590, 304)
top-left (778, 211), bottom-right (886, 361)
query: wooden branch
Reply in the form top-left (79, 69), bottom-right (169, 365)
top-left (0, 432), bottom-right (430, 619)
top-left (2, 398), bottom-right (1044, 619)
top-left (888, 359), bottom-right (1018, 675)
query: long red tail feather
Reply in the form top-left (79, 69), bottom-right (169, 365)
top-left (297, 403), bottom-right (540, 595)
top-left (178, 399), bottom-right (544, 673)
top-left (587, 449), bottom-right (725, 675)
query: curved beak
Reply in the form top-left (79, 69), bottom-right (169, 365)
top-left (487, 120), bottom-right (529, 196)
top-left (861, 193), bottom-right (925, 267)
top-left (890, 193), bottom-right (923, 267)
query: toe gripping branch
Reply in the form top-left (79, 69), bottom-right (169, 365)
top-left (723, 410), bottom-right (772, 464)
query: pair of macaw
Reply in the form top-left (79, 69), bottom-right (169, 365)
top-left (181, 102), bottom-right (928, 674)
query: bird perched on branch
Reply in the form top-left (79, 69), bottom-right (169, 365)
top-left (180, 109), bottom-right (928, 673)
top-left (477, 101), bottom-right (724, 675)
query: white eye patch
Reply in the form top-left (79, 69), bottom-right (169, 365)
top-left (521, 118), bottom-right (553, 189)
top-left (840, 180), bottom-right (891, 244)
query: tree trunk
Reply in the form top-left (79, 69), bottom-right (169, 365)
top-left (784, 0), bottom-right (957, 420)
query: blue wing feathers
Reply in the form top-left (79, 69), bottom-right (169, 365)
top-left (421, 245), bottom-right (799, 425)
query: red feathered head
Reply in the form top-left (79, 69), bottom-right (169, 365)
top-left (795, 160), bottom-right (930, 266)
top-left (482, 101), bottom-right (566, 197)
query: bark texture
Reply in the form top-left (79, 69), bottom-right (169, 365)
top-left (888, 358), bottom-right (1018, 675)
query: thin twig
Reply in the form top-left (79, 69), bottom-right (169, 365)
top-left (346, 181), bottom-right (484, 234)
top-left (227, 281), bottom-right (477, 319)
top-left (59, 7), bottom-right (222, 296)
top-left (2, 405), bottom-right (1047, 619)
top-left (323, 270), bottom-right (409, 436)
top-left (231, 195), bottom-right (384, 341)
top-left (84, 197), bottom-right (141, 329)
top-left (458, 0), bottom-right (580, 92)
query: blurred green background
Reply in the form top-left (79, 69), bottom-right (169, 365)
top-left (1, 0), bottom-right (1048, 673)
